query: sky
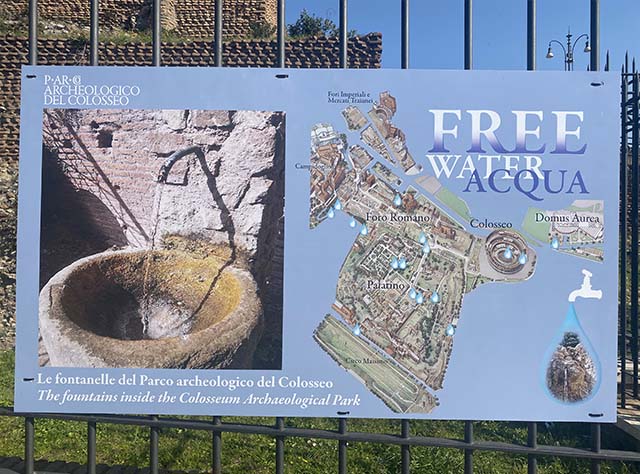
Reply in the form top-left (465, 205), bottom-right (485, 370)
top-left (285, 0), bottom-right (640, 71)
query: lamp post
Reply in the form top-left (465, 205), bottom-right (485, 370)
top-left (546, 29), bottom-right (591, 71)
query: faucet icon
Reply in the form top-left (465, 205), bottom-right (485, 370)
top-left (568, 269), bottom-right (602, 302)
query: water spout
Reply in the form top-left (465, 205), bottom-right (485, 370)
top-left (157, 145), bottom-right (204, 183)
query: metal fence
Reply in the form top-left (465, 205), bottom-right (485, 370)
top-left (621, 56), bottom-right (640, 412)
top-left (6, 0), bottom-right (640, 473)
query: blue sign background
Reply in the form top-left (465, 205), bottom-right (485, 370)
top-left (15, 66), bottom-right (619, 421)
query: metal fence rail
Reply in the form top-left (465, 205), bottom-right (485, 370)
top-left (10, 0), bottom-right (640, 473)
top-left (1, 408), bottom-right (637, 474)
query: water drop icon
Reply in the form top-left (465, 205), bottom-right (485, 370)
top-left (519, 252), bottom-right (528, 265)
top-left (393, 193), bottom-right (402, 207)
top-left (446, 324), bottom-right (456, 336)
top-left (503, 246), bottom-right (512, 259)
top-left (422, 242), bottom-right (431, 254)
top-left (543, 303), bottom-right (600, 403)
top-left (349, 217), bottom-right (357, 228)
top-left (551, 237), bottom-right (559, 249)
top-left (353, 323), bottom-right (361, 336)
top-left (360, 224), bottom-right (368, 236)
top-left (430, 291), bottom-right (440, 304)
top-left (334, 199), bottom-right (342, 211)
top-left (327, 207), bottom-right (335, 219)
top-left (409, 288), bottom-right (417, 299)
top-left (416, 292), bottom-right (424, 304)
top-left (419, 232), bottom-right (427, 244)
top-left (399, 257), bottom-right (407, 270)
top-left (391, 257), bottom-right (399, 270)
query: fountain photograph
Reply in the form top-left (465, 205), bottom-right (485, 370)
top-left (37, 108), bottom-right (285, 370)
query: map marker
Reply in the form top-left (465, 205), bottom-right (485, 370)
top-left (360, 224), bottom-right (368, 235)
top-left (399, 257), bottom-right (407, 269)
top-left (349, 217), bottom-right (357, 228)
top-left (504, 246), bottom-right (512, 259)
top-left (519, 252), bottom-right (528, 264)
top-left (334, 199), bottom-right (342, 211)
top-left (446, 324), bottom-right (456, 336)
top-left (393, 193), bottom-right (402, 207)
top-left (391, 257), bottom-right (399, 269)
top-left (430, 291), bottom-right (440, 304)
top-left (416, 292), bottom-right (424, 304)
top-left (353, 323), bottom-right (361, 336)
top-left (419, 232), bottom-right (427, 244)
top-left (551, 237), bottom-right (559, 249)
top-left (422, 242), bottom-right (431, 254)
top-left (327, 207), bottom-right (335, 218)
top-left (409, 288), bottom-right (417, 299)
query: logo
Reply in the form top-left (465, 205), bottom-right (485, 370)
top-left (43, 75), bottom-right (141, 106)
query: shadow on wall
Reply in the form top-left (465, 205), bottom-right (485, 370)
top-left (251, 114), bottom-right (285, 369)
top-left (42, 109), bottom-right (151, 248)
top-left (40, 145), bottom-right (128, 288)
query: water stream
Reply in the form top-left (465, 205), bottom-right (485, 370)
top-left (140, 180), bottom-right (167, 337)
top-left (138, 147), bottom-right (239, 339)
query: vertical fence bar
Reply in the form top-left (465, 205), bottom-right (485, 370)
top-left (590, 0), bottom-right (599, 71)
top-left (626, 52), bottom-right (629, 75)
top-left (275, 417), bottom-right (285, 474)
top-left (632, 67), bottom-right (639, 399)
top-left (605, 50), bottom-right (609, 71)
top-left (621, 65), bottom-right (629, 408)
top-left (25, 417), bottom-right (34, 474)
top-left (212, 417), bottom-right (222, 474)
top-left (28, 0), bottom-right (37, 65)
top-left (464, 0), bottom-right (472, 69)
top-left (214, 0), bottom-right (223, 67)
top-left (89, 0), bottom-right (99, 65)
top-left (401, 420), bottom-right (410, 474)
top-left (87, 421), bottom-right (97, 474)
top-left (590, 423), bottom-right (601, 474)
top-left (527, 422), bottom-right (537, 474)
top-left (464, 421), bottom-right (473, 474)
top-left (526, 0), bottom-right (535, 70)
top-left (150, 416), bottom-right (159, 474)
top-left (338, 418), bottom-right (347, 474)
top-left (401, 0), bottom-right (409, 69)
top-left (339, 0), bottom-right (348, 68)
top-left (276, 0), bottom-right (285, 67)
top-left (152, 0), bottom-right (161, 65)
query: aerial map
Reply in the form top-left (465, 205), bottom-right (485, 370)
top-left (308, 91), bottom-right (607, 414)
top-left (522, 200), bottom-right (604, 262)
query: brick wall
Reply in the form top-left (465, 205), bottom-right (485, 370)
top-left (0, 33), bottom-right (382, 170)
top-left (1, 0), bottom-right (277, 38)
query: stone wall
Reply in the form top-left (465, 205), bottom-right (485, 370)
top-left (41, 108), bottom-right (283, 259)
top-left (1, 0), bottom-right (277, 38)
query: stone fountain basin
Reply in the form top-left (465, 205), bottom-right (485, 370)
top-left (39, 249), bottom-right (262, 369)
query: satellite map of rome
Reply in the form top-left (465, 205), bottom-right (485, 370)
top-left (308, 90), bottom-right (609, 414)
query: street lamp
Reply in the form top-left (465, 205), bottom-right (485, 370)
top-left (546, 29), bottom-right (591, 71)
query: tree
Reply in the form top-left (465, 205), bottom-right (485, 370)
top-left (287, 9), bottom-right (337, 38)
top-left (287, 9), bottom-right (357, 39)
top-left (250, 20), bottom-right (276, 39)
